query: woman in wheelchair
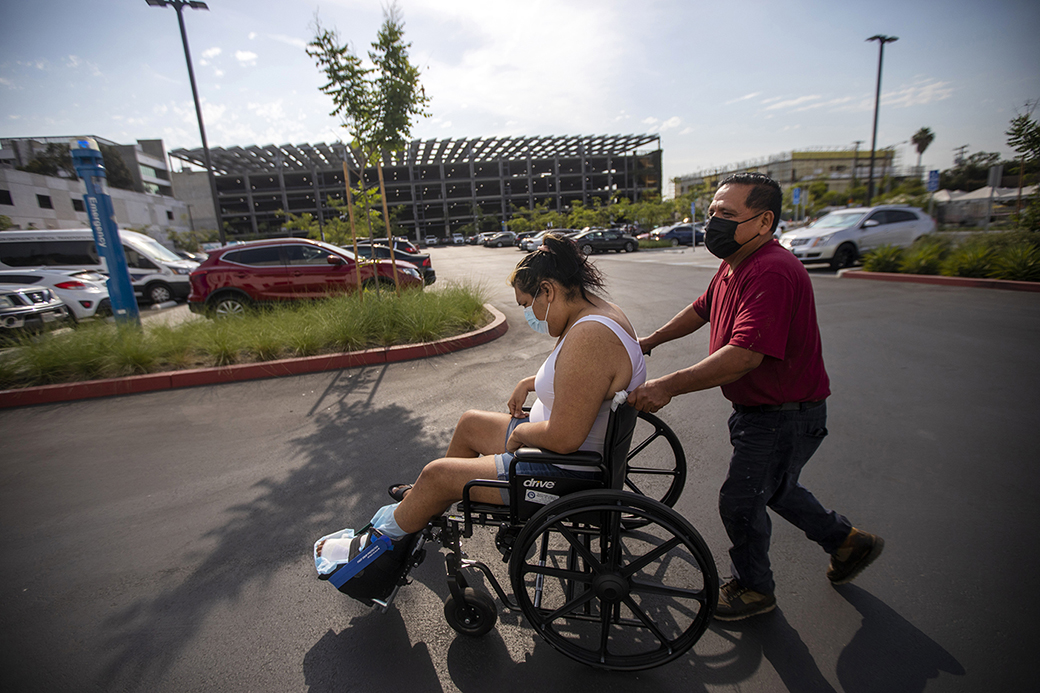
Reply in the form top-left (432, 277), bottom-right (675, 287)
top-left (315, 232), bottom-right (647, 586)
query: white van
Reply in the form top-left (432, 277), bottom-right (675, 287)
top-left (0, 228), bottom-right (197, 304)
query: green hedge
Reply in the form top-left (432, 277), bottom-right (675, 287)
top-left (861, 232), bottom-right (1040, 282)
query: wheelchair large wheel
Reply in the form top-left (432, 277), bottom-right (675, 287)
top-left (509, 490), bottom-right (718, 671)
top-left (621, 411), bottom-right (687, 528)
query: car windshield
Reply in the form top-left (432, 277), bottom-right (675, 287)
top-left (810, 212), bottom-right (865, 230)
top-left (133, 236), bottom-right (185, 263)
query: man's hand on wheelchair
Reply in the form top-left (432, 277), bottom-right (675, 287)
top-left (627, 380), bottom-right (672, 414)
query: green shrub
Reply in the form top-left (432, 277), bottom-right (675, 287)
top-left (898, 235), bottom-right (950, 276)
top-left (941, 244), bottom-right (995, 278)
top-left (861, 245), bottom-right (904, 273)
top-left (989, 244), bottom-right (1040, 282)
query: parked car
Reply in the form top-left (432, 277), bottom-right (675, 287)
top-left (187, 238), bottom-right (422, 317)
top-left (571, 228), bottom-right (639, 255)
top-left (451, 233), bottom-right (465, 245)
top-left (650, 223), bottom-right (703, 246)
top-left (352, 241), bottom-right (436, 285)
top-left (514, 231), bottom-right (540, 247)
top-left (0, 268), bottom-right (111, 322)
top-left (367, 237), bottom-right (422, 256)
top-left (0, 228), bottom-right (197, 305)
top-left (425, 235), bottom-right (439, 246)
top-left (1, 283), bottom-right (70, 340)
top-left (778, 205), bottom-right (935, 270)
top-left (175, 249), bottom-right (209, 263)
top-left (483, 231), bottom-right (516, 248)
top-left (773, 219), bottom-right (789, 239)
top-left (468, 232), bottom-right (494, 245)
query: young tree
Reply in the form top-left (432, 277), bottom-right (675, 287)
top-left (308, 3), bottom-right (430, 291)
top-left (911, 127), bottom-right (935, 171)
top-left (1006, 101), bottom-right (1040, 217)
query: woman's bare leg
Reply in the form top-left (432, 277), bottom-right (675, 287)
top-left (445, 410), bottom-right (514, 458)
top-left (393, 454), bottom-right (501, 533)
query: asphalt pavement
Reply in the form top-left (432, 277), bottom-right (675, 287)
top-left (1, 243), bottom-right (1038, 692)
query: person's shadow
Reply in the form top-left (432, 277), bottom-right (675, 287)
top-left (835, 584), bottom-right (965, 692)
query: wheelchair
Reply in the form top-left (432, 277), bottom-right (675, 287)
top-left (336, 403), bottom-right (719, 671)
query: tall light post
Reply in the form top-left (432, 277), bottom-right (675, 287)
top-left (146, 0), bottom-right (224, 244)
top-left (865, 34), bottom-right (898, 207)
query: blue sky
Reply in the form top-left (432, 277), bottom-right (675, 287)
top-left (2, 0), bottom-right (1037, 193)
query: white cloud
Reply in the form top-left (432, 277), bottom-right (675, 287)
top-left (214, 69), bottom-right (224, 78)
top-left (0, 77), bottom-right (14, 89)
top-left (268, 34), bottom-right (308, 49)
top-left (235, 51), bottom-right (259, 66)
top-left (725, 92), bottom-right (760, 105)
top-left (765, 95), bottom-right (821, 111)
top-left (883, 79), bottom-right (954, 108)
top-left (202, 47), bottom-right (222, 59)
top-left (249, 32), bottom-right (257, 40)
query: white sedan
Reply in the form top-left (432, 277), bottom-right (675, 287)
top-left (0, 268), bottom-right (111, 322)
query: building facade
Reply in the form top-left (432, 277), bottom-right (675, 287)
top-left (170, 134), bottom-right (663, 240)
top-left (675, 148), bottom-right (899, 196)
top-left (0, 167), bottom-right (190, 239)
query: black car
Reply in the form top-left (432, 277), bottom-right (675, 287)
top-left (352, 241), bottom-right (436, 285)
top-left (571, 228), bottom-right (639, 254)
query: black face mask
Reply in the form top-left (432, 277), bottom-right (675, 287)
top-left (704, 210), bottom-right (767, 259)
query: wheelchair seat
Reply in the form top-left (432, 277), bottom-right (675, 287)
top-left (459, 400), bottom-right (641, 529)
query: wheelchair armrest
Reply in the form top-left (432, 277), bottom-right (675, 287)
top-left (512, 447), bottom-right (603, 467)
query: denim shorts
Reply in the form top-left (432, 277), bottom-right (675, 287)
top-left (494, 417), bottom-right (600, 503)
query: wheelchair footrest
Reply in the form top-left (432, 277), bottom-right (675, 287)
top-left (315, 527), bottom-right (421, 606)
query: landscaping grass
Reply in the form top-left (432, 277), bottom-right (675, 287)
top-left (861, 231), bottom-right (1040, 281)
top-left (0, 282), bottom-right (489, 390)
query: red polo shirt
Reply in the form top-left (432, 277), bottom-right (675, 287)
top-left (692, 240), bottom-right (830, 406)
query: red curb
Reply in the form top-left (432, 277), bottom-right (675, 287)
top-left (0, 304), bottom-right (508, 409)
top-left (839, 269), bottom-right (1040, 293)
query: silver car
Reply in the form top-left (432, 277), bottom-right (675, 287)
top-left (778, 205), bottom-right (935, 270)
top-left (1, 283), bottom-right (70, 338)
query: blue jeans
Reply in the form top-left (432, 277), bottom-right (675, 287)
top-left (720, 402), bottom-right (852, 595)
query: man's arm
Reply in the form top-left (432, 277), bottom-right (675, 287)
top-left (627, 345), bottom-right (764, 412)
top-left (640, 303), bottom-right (708, 354)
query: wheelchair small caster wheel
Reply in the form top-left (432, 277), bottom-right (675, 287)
top-left (444, 587), bottom-right (497, 637)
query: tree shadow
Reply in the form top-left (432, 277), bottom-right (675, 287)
top-left (835, 585), bottom-right (965, 692)
top-left (94, 366), bottom-right (449, 689)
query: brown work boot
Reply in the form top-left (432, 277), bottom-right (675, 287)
top-left (828, 528), bottom-right (884, 585)
top-left (714, 578), bottom-right (776, 621)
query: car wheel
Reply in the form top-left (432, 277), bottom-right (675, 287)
top-left (624, 241), bottom-right (635, 252)
top-left (209, 293), bottom-right (251, 317)
top-left (830, 243), bottom-right (858, 271)
top-left (670, 238), bottom-right (679, 247)
top-left (580, 243), bottom-right (593, 255)
top-left (146, 282), bottom-right (173, 305)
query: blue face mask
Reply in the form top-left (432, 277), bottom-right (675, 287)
top-left (524, 290), bottom-right (551, 334)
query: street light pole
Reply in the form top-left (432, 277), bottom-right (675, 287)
top-left (865, 34), bottom-right (898, 207)
top-left (146, 0), bottom-right (225, 244)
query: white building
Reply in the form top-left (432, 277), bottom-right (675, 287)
top-left (0, 167), bottom-right (191, 241)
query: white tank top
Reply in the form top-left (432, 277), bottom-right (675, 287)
top-left (528, 314), bottom-right (647, 456)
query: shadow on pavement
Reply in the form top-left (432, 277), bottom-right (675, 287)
top-left (835, 585), bottom-right (965, 692)
top-left (94, 365), bottom-right (447, 690)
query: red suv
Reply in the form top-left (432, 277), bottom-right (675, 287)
top-left (188, 238), bottom-right (422, 316)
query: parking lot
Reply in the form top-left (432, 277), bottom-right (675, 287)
top-left (2, 242), bottom-right (1039, 692)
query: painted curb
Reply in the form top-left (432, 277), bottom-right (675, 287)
top-left (0, 304), bottom-right (508, 409)
top-left (838, 269), bottom-right (1040, 293)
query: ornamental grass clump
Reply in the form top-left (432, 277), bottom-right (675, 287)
top-left (861, 245), bottom-right (904, 273)
top-left (898, 236), bottom-right (949, 276)
top-left (989, 244), bottom-right (1040, 282)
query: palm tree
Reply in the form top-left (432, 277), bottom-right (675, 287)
top-left (911, 127), bottom-right (935, 171)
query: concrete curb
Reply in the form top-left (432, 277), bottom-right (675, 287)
top-left (838, 269), bottom-right (1040, 293)
top-left (0, 304), bottom-right (508, 409)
